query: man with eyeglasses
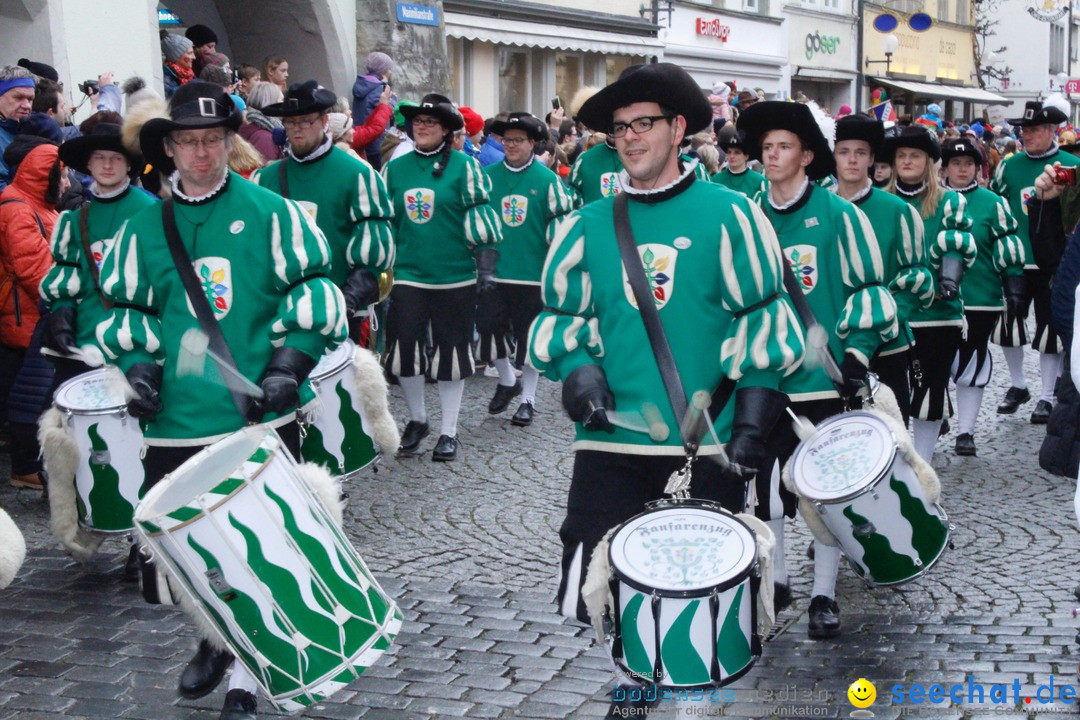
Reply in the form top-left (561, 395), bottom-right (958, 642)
top-left (96, 81), bottom-right (347, 720)
top-left (254, 80), bottom-right (395, 341)
top-left (990, 99), bottom-right (1080, 423)
top-left (477, 112), bottom-right (577, 426)
top-left (528, 63), bottom-right (804, 717)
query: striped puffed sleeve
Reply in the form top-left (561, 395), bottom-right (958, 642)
top-left (39, 210), bottom-right (87, 309)
top-left (461, 155), bottom-right (503, 250)
top-left (889, 202), bottom-right (935, 312)
top-left (989, 159), bottom-right (1008, 198)
top-left (988, 193), bottom-right (1025, 276)
top-left (929, 191), bottom-right (977, 269)
top-left (347, 160), bottom-right (395, 274)
top-left (96, 219), bottom-right (164, 370)
top-left (835, 202), bottom-right (899, 365)
top-left (718, 199), bottom-right (805, 388)
top-left (528, 211), bottom-right (604, 380)
top-left (566, 154), bottom-right (586, 205)
top-left (543, 174), bottom-right (580, 243)
top-left (268, 199), bottom-right (348, 359)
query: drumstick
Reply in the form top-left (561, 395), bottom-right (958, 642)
top-left (640, 402), bottom-right (669, 442)
top-left (177, 328), bottom-right (265, 398)
top-left (804, 325), bottom-right (846, 393)
top-left (786, 407), bottom-right (816, 442)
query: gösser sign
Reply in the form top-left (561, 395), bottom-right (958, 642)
top-left (805, 31), bottom-right (841, 60)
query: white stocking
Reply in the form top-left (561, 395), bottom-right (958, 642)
top-left (911, 418), bottom-right (940, 464)
top-left (398, 375), bottom-right (427, 423)
top-left (438, 380), bottom-right (464, 437)
top-left (810, 543), bottom-right (842, 599)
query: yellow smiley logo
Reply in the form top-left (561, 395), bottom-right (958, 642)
top-left (848, 678), bottom-right (876, 708)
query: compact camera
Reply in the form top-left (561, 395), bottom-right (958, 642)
top-left (1054, 166), bottom-right (1078, 186)
top-left (78, 80), bottom-right (98, 96)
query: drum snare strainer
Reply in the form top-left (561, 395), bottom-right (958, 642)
top-left (608, 501), bottom-right (760, 688)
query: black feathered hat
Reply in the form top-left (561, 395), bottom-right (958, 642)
top-left (489, 112), bottom-right (547, 142)
top-left (59, 123), bottom-right (141, 176)
top-left (880, 124), bottom-right (941, 164)
top-left (139, 81), bottom-right (242, 173)
top-left (400, 93), bottom-right (464, 132)
top-left (737, 101), bottom-right (835, 180)
top-left (577, 63), bottom-right (711, 135)
top-left (262, 80), bottom-right (337, 118)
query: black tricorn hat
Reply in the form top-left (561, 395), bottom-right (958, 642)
top-left (1007, 100), bottom-right (1068, 128)
top-left (880, 124), bottom-right (941, 164)
top-left (489, 112), bottom-right (547, 142)
top-left (940, 136), bottom-right (983, 164)
top-left (834, 115), bottom-right (885, 157)
top-left (17, 58), bottom-right (58, 82)
top-left (717, 128), bottom-right (748, 153)
top-left (262, 80), bottom-right (338, 118)
top-left (59, 123), bottom-right (141, 176)
top-left (737, 101), bottom-right (835, 180)
top-left (139, 81), bottom-right (242, 173)
top-left (577, 63), bottom-right (711, 135)
top-left (400, 93), bottom-right (464, 132)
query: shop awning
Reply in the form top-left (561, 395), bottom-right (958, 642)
top-left (868, 77), bottom-right (1011, 105)
top-left (445, 11), bottom-right (665, 57)
top-left (793, 67), bottom-right (859, 83)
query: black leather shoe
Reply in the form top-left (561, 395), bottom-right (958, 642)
top-left (605, 686), bottom-right (660, 718)
top-left (997, 386), bottom-right (1031, 414)
top-left (510, 401), bottom-right (534, 427)
top-left (178, 639), bottom-right (233, 699)
top-left (219, 689), bottom-right (257, 720)
top-left (123, 544), bottom-right (140, 582)
top-left (808, 595), bottom-right (840, 639)
top-left (955, 433), bottom-right (976, 456)
top-left (488, 380), bottom-right (522, 414)
top-left (432, 434), bottom-right (459, 462)
top-left (398, 421), bottom-right (430, 454)
top-left (1031, 399), bottom-right (1052, 424)
top-left (806, 541), bottom-right (815, 560)
top-left (774, 582), bottom-right (792, 614)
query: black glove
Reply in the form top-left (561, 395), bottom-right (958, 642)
top-left (1003, 273), bottom-right (1026, 329)
top-left (342, 268), bottom-right (380, 314)
top-left (725, 387), bottom-right (788, 479)
top-left (42, 305), bottom-right (77, 355)
top-left (249, 347), bottom-right (318, 421)
top-left (126, 362), bottom-right (163, 421)
top-left (475, 247), bottom-right (499, 294)
top-left (938, 254), bottom-right (964, 301)
top-left (839, 352), bottom-right (869, 402)
top-left (561, 364), bottom-right (615, 433)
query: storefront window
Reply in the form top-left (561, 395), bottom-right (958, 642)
top-left (556, 53), bottom-right (583, 111)
top-left (605, 55), bottom-right (634, 84)
top-left (499, 48), bottom-right (529, 115)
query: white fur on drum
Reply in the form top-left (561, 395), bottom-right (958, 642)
top-left (38, 407), bottom-right (103, 560)
top-left (0, 506), bottom-right (26, 589)
top-left (352, 346), bottom-right (400, 456)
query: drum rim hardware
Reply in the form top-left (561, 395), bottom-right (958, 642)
top-left (791, 410), bottom-right (900, 505)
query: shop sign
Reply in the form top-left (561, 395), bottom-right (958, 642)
top-left (695, 18), bottom-right (731, 42)
top-left (805, 31), bottom-right (841, 60)
top-left (1027, 0), bottom-right (1068, 21)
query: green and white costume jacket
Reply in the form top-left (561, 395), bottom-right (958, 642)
top-left (97, 171), bottom-right (348, 446)
top-left (252, 139), bottom-right (395, 287)
top-left (711, 166), bottom-right (767, 206)
top-left (991, 144), bottom-right (1080, 269)
top-left (844, 180), bottom-right (933, 355)
top-left (894, 183), bottom-right (976, 327)
top-left (764, 180), bottom-right (899, 402)
top-left (382, 145), bottom-right (502, 288)
top-left (949, 182), bottom-right (1025, 311)
top-left (567, 142), bottom-right (624, 205)
top-left (529, 165), bottom-right (806, 455)
top-left (484, 156), bottom-right (578, 285)
top-left (40, 182), bottom-right (158, 358)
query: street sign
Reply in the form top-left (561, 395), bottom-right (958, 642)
top-left (396, 3), bottom-right (439, 26)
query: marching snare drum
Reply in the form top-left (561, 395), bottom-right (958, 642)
top-left (134, 426), bottom-right (401, 712)
top-left (302, 340), bottom-right (379, 478)
top-left (53, 369), bottom-right (145, 533)
top-left (608, 500), bottom-right (760, 688)
top-left (790, 410), bottom-right (949, 586)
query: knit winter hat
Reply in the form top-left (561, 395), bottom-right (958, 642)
top-left (326, 112), bottom-right (353, 142)
top-left (365, 51), bottom-right (393, 76)
top-left (185, 24), bottom-right (218, 48)
top-left (161, 33), bottom-right (194, 62)
top-left (712, 81), bottom-right (730, 98)
top-left (458, 106), bottom-right (485, 137)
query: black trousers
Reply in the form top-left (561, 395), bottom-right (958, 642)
top-left (384, 284), bottom-right (476, 381)
top-left (476, 284), bottom-right (543, 367)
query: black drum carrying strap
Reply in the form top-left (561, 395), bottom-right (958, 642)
top-left (278, 160), bottom-right (290, 199)
top-left (161, 198), bottom-right (253, 419)
top-left (78, 204), bottom-right (113, 311)
top-left (612, 193), bottom-right (734, 455)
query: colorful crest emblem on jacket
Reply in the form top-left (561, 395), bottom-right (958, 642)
top-left (1020, 186), bottom-right (1035, 216)
top-left (623, 244), bottom-right (678, 310)
top-left (787, 244), bottom-right (818, 294)
top-left (89, 240), bottom-right (105, 271)
top-left (190, 257), bottom-right (232, 318)
top-left (600, 172), bottom-right (622, 198)
top-left (405, 188), bottom-right (434, 224)
top-left (501, 194), bottom-right (528, 227)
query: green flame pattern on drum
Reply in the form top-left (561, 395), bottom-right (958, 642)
top-left (661, 601), bottom-right (710, 684)
top-left (715, 585), bottom-right (751, 675)
top-left (84, 423), bottom-right (137, 531)
top-left (302, 384), bottom-right (376, 476)
top-left (841, 478), bottom-right (948, 584)
top-left (620, 593), bottom-right (652, 679)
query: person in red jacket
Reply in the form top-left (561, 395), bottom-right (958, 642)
top-left (350, 83), bottom-right (392, 165)
top-left (0, 139), bottom-right (63, 488)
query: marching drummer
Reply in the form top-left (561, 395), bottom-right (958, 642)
top-left (96, 81), bottom-right (347, 720)
top-left (528, 63), bottom-right (805, 716)
top-left (251, 80), bottom-right (395, 343)
top-left (477, 111), bottom-right (578, 426)
top-left (41, 122), bottom-right (157, 385)
top-left (736, 102), bottom-right (898, 640)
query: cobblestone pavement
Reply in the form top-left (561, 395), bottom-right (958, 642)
top-left (1, 346), bottom-right (1079, 720)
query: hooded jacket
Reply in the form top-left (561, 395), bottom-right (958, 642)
top-left (0, 143), bottom-right (60, 348)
